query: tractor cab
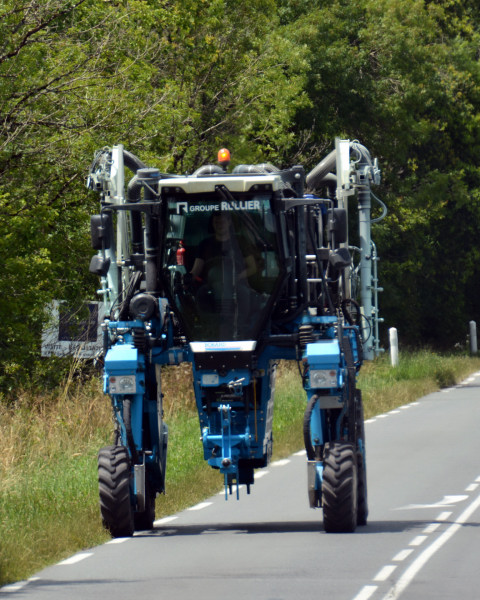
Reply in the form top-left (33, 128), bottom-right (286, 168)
top-left (160, 175), bottom-right (285, 342)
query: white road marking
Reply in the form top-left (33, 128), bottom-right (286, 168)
top-left (254, 470), bottom-right (269, 479)
top-left (392, 549), bottom-right (413, 562)
top-left (465, 483), bottom-right (478, 492)
top-left (352, 585), bottom-right (378, 600)
top-left (271, 459), bottom-right (291, 466)
top-left (436, 511), bottom-right (452, 521)
top-left (382, 491), bottom-right (480, 599)
top-left (106, 537), bottom-right (130, 544)
top-left (422, 523), bottom-right (440, 534)
top-left (409, 535), bottom-right (427, 547)
top-left (374, 565), bottom-right (397, 581)
top-left (294, 449), bottom-right (306, 456)
top-left (155, 516), bottom-right (178, 524)
top-left (1, 582), bottom-right (27, 592)
top-left (188, 502), bottom-right (212, 511)
top-left (396, 494), bottom-right (468, 510)
top-left (58, 552), bottom-right (93, 566)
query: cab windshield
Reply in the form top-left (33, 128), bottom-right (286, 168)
top-left (161, 189), bottom-right (282, 341)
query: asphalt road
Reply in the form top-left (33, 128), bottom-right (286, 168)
top-left (2, 370), bottom-right (480, 600)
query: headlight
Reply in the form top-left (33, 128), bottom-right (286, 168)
top-left (109, 375), bottom-right (137, 394)
top-left (309, 369), bottom-right (337, 388)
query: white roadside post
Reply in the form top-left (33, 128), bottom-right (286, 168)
top-left (389, 327), bottom-right (399, 367)
top-left (469, 321), bottom-right (477, 355)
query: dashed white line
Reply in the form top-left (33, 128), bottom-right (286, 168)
top-left (154, 515), bottom-right (178, 525)
top-left (188, 502), bottom-right (212, 511)
top-left (374, 565), bottom-right (397, 581)
top-left (106, 537), bottom-right (130, 544)
top-left (352, 585), bottom-right (378, 600)
top-left (422, 523), bottom-right (440, 534)
top-left (465, 483), bottom-right (478, 492)
top-left (254, 470), bottom-right (269, 479)
top-left (382, 491), bottom-right (480, 599)
top-left (271, 459), bottom-right (291, 467)
top-left (436, 511), bottom-right (452, 521)
top-left (409, 535), bottom-right (427, 547)
top-left (58, 552), bottom-right (93, 566)
top-left (392, 549), bottom-right (413, 562)
top-left (1, 582), bottom-right (28, 593)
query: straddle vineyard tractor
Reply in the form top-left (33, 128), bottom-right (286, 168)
top-left (87, 139), bottom-right (382, 536)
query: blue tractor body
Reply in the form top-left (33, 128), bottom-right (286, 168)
top-left (88, 141), bottom-right (380, 535)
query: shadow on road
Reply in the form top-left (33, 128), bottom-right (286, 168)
top-left (133, 517), bottom-right (480, 538)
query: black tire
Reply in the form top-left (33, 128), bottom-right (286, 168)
top-left (322, 442), bottom-right (358, 533)
top-left (134, 484), bottom-right (156, 531)
top-left (98, 445), bottom-right (134, 538)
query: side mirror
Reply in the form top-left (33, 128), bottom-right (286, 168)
top-left (90, 214), bottom-right (113, 250)
top-left (89, 255), bottom-right (111, 276)
top-left (327, 208), bottom-right (347, 245)
top-left (329, 247), bottom-right (351, 271)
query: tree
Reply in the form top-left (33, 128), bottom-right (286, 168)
top-left (284, 0), bottom-right (480, 347)
top-left (0, 0), bottom-right (311, 392)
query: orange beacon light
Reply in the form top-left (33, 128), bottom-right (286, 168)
top-left (217, 148), bottom-right (231, 168)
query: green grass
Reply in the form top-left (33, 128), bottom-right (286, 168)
top-left (357, 350), bottom-right (480, 418)
top-left (1, 351), bottom-right (480, 586)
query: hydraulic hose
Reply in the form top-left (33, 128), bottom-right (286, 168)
top-left (123, 149), bottom-right (148, 173)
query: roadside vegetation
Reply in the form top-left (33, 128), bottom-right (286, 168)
top-left (2, 1), bottom-right (480, 395)
top-left (1, 351), bottom-right (480, 586)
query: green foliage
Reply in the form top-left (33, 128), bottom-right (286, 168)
top-left (1, 0), bottom-right (480, 388)
top-left (0, 0), bottom-right (309, 392)
top-left (285, 0), bottom-right (480, 347)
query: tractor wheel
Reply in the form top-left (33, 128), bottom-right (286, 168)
top-left (98, 445), bottom-right (134, 538)
top-left (322, 442), bottom-right (358, 533)
top-left (134, 484), bottom-right (156, 531)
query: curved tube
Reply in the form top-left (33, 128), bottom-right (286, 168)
top-left (306, 150), bottom-right (337, 190)
top-left (193, 165), bottom-right (224, 176)
top-left (123, 149), bottom-right (148, 173)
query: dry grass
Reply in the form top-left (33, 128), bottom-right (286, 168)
top-left (2, 351), bottom-right (480, 586)
top-left (0, 374), bottom-right (113, 584)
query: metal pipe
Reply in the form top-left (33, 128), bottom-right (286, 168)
top-left (358, 187), bottom-right (373, 359)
